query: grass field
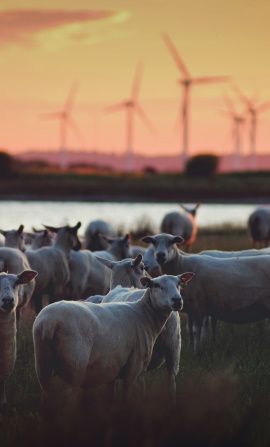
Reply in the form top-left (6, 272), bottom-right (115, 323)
top-left (1, 227), bottom-right (270, 447)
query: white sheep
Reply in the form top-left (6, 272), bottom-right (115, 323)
top-left (26, 222), bottom-right (81, 314)
top-left (84, 219), bottom-right (116, 251)
top-left (248, 207), bottom-right (270, 248)
top-left (33, 272), bottom-right (194, 408)
top-left (0, 225), bottom-right (26, 251)
top-left (93, 234), bottom-right (131, 261)
top-left (88, 255), bottom-right (187, 400)
top-left (0, 247), bottom-right (36, 322)
top-left (0, 270), bottom-right (37, 411)
top-left (161, 204), bottom-right (200, 250)
top-left (31, 228), bottom-right (54, 250)
top-left (142, 233), bottom-right (270, 352)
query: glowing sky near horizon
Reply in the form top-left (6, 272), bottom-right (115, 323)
top-left (0, 0), bottom-right (270, 157)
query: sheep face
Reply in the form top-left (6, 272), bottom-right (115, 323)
top-left (102, 234), bottom-right (131, 259)
top-left (0, 271), bottom-right (37, 313)
top-left (0, 225), bottom-right (26, 252)
top-left (44, 222), bottom-right (82, 251)
top-left (142, 234), bottom-right (184, 266)
top-left (115, 255), bottom-right (146, 289)
top-left (141, 273), bottom-right (194, 311)
top-left (143, 247), bottom-right (162, 278)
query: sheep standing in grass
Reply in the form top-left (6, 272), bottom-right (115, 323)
top-left (248, 207), bottom-right (270, 248)
top-left (26, 223), bottom-right (81, 314)
top-left (85, 219), bottom-right (116, 251)
top-left (0, 248), bottom-right (36, 323)
top-left (161, 204), bottom-right (200, 250)
top-left (0, 270), bottom-right (37, 411)
top-left (89, 255), bottom-right (188, 400)
top-left (33, 272), bottom-right (194, 408)
top-left (142, 233), bottom-right (270, 352)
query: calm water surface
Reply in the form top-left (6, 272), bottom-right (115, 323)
top-left (0, 201), bottom-right (260, 234)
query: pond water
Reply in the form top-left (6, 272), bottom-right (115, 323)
top-left (0, 201), bottom-right (260, 234)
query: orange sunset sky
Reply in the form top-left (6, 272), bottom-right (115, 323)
top-left (1, 0), bottom-right (270, 158)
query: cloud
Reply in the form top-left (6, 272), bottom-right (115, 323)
top-left (0, 9), bottom-right (117, 46)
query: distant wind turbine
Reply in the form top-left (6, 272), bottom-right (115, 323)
top-left (162, 33), bottom-right (229, 168)
top-left (222, 95), bottom-right (245, 171)
top-left (40, 83), bottom-right (84, 170)
top-left (105, 63), bottom-right (155, 172)
top-left (232, 85), bottom-right (270, 168)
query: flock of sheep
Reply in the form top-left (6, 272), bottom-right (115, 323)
top-left (0, 203), bottom-right (270, 414)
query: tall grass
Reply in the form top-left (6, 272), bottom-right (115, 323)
top-left (1, 226), bottom-right (269, 447)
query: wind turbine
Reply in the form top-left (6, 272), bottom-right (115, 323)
top-left (232, 85), bottom-right (270, 169)
top-left (105, 63), bottom-right (154, 172)
top-left (222, 96), bottom-right (245, 171)
top-left (162, 33), bottom-right (229, 168)
top-left (40, 83), bottom-right (84, 170)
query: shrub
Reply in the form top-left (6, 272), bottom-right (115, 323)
top-left (185, 154), bottom-right (219, 177)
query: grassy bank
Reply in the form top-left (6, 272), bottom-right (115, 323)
top-left (1, 227), bottom-right (269, 447)
top-left (1, 171), bottom-right (270, 201)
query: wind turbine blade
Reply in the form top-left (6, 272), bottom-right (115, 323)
top-left (39, 112), bottom-right (62, 120)
top-left (231, 84), bottom-right (252, 108)
top-left (131, 62), bottom-right (144, 101)
top-left (223, 95), bottom-right (236, 114)
top-left (64, 82), bottom-right (78, 113)
top-left (257, 100), bottom-right (270, 113)
top-left (162, 33), bottom-right (190, 78)
top-left (67, 117), bottom-right (85, 147)
top-left (104, 102), bottom-right (125, 114)
top-left (192, 76), bottom-right (229, 84)
top-left (136, 104), bottom-right (156, 134)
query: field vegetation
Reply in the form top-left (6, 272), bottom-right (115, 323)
top-left (1, 226), bottom-right (270, 447)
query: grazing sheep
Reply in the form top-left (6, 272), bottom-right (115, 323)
top-left (161, 204), bottom-right (200, 250)
top-left (26, 223), bottom-right (81, 314)
top-left (0, 270), bottom-right (37, 410)
top-left (0, 225), bottom-right (26, 252)
top-left (33, 272), bottom-right (194, 407)
top-left (142, 233), bottom-right (270, 352)
top-left (85, 219), bottom-right (116, 251)
top-left (89, 255), bottom-right (188, 400)
top-left (248, 207), bottom-right (270, 248)
top-left (0, 247), bottom-right (36, 322)
top-left (93, 234), bottom-right (131, 261)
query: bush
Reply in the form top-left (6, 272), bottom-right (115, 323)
top-left (0, 151), bottom-right (16, 178)
top-left (185, 153), bottom-right (219, 177)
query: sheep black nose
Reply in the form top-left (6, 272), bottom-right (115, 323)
top-left (156, 252), bottom-right (166, 265)
top-left (172, 297), bottom-right (183, 311)
top-left (2, 297), bottom-right (14, 311)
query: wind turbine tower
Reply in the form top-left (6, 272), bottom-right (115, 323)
top-left (105, 63), bottom-right (154, 172)
top-left (223, 96), bottom-right (245, 171)
top-left (232, 86), bottom-right (270, 169)
top-left (41, 83), bottom-right (83, 170)
top-left (162, 33), bottom-right (229, 169)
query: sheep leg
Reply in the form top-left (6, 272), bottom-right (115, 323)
top-left (211, 317), bottom-right (218, 343)
top-left (0, 382), bottom-right (7, 413)
top-left (187, 315), bottom-right (194, 351)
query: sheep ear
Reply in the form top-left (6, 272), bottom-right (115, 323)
top-left (32, 227), bottom-right (39, 233)
top-left (132, 254), bottom-right (142, 267)
top-left (171, 236), bottom-right (184, 245)
top-left (179, 272), bottom-right (195, 286)
top-left (179, 204), bottom-right (188, 212)
top-left (95, 256), bottom-right (116, 270)
top-left (18, 225), bottom-right (24, 235)
top-left (140, 276), bottom-right (153, 288)
top-left (73, 222), bottom-right (81, 231)
top-left (0, 229), bottom-right (7, 236)
top-left (141, 236), bottom-right (155, 245)
top-left (43, 225), bottom-right (59, 233)
top-left (16, 270), bottom-right (38, 285)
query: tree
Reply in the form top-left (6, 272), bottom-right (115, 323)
top-left (185, 154), bottom-right (219, 177)
top-left (0, 151), bottom-right (15, 178)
